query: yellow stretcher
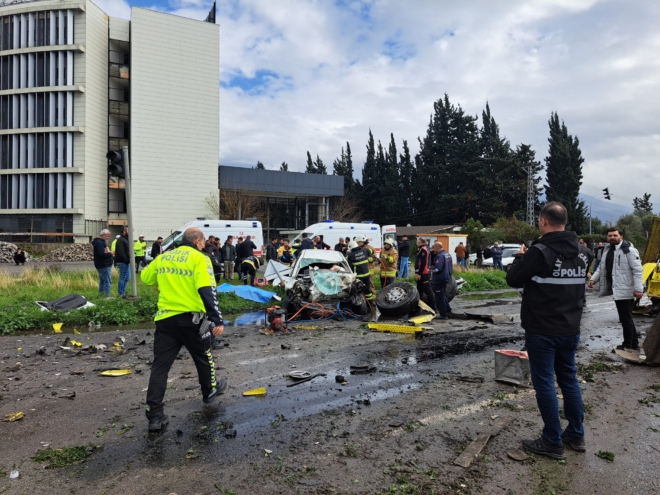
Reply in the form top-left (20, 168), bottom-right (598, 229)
top-left (368, 323), bottom-right (425, 335)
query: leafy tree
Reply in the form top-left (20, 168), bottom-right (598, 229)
top-left (280, 162), bottom-right (289, 172)
top-left (255, 161), bottom-right (265, 170)
top-left (412, 94), bottom-right (481, 224)
top-left (544, 112), bottom-right (588, 233)
top-left (399, 140), bottom-right (414, 214)
top-left (361, 130), bottom-right (378, 220)
top-left (493, 217), bottom-right (540, 244)
top-left (314, 155), bottom-right (327, 175)
top-left (461, 218), bottom-right (486, 248)
top-left (332, 143), bottom-right (357, 194)
top-left (633, 193), bottom-right (653, 212)
top-left (305, 151), bottom-right (315, 173)
top-left (616, 211), bottom-right (652, 250)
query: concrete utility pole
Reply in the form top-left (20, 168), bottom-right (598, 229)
top-left (525, 163), bottom-right (535, 226)
top-left (122, 145), bottom-right (138, 298)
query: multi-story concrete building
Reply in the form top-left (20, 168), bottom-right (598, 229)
top-left (0, 0), bottom-right (219, 242)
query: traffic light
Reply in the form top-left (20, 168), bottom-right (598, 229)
top-left (106, 150), bottom-right (125, 178)
top-left (602, 188), bottom-right (611, 200)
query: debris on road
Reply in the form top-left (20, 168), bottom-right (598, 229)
top-left (507, 449), bottom-right (529, 461)
top-left (494, 350), bottom-right (531, 386)
top-left (99, 369), bottom-right (132, 377)
top-left (33, 444), bottom-right (100, 468)
top-left (59, 391), bottom-right (76, 400)
top-left (454, 416), bottom-right (514, 468)
top-left (243, 387), bottom-right (267, 396)
top-left (9, 470), bottom-right (20, 479)
top-left (350, 365), bottom-right (377, 374)
top-left (53, 323), bottom-right (63, 333)
top-left (3, 411), bottom-right (24, 422)
top-left (596, 450), bottom-right (615, 462)
top-left (368, 322), bottom-right (424, 335)
top-left (286, 373), bottom-right (325, 387)
top-left (457, 375), bottom-right (485, 383)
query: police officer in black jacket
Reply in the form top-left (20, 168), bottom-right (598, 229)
top-left (506, 202), bottom-right (591, 460)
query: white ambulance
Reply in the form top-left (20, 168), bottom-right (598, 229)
top-left (158, 219), bottom-right (264, 256)
top-left (290, 221), bottom-right (397, 255)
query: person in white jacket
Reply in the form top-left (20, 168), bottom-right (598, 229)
top-left (589, 227), bottom-right (644, 351)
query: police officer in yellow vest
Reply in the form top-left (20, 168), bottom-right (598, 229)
top-left (379, 238), bottom-right (398, 288)
top-left (356, 234), bottom-right (377, 297)
top-left (141, 228), bottom-right (227, 431)
top-left (134, 235), bottom-right (147, 273)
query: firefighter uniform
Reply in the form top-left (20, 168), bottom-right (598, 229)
top-left (134, 236), bottom-right (147, 273)
top-left (347, 242), bottom-right (374, 300)
top-left (141, 241), bottom-right (225, 430)
top-left (366, 244), bottom-right (377, 294)
top-left (379, 243), bottom-right (398, 288)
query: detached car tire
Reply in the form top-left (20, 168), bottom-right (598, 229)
top-left (376, 282), bottom-right (420, 316)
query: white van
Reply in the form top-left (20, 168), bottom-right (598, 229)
top-left (158, 220), bottom-right (264, 256)
top-left (291, 221), bottom-right (395, 255)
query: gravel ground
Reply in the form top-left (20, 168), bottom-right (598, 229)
top-left (0, 291), bottom-right (658, 495)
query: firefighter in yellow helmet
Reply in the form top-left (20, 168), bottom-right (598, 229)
top-left (379, 238), bottom-right (398, 288)
top-left (347, 240), bottom-right (374, 300)
top-left (356, 234), bottom-right (377, 297)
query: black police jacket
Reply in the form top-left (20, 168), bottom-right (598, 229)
top-left (506, 231), bottom-right (590, 337)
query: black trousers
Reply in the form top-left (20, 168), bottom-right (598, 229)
top-left (417, 274), bottom-right (436, 311)
top-left (615, 299), bottom-right (638, 348)
top-left (135, 256), bottom-right (145, 273)
top-left (357, 274), bottom-right (374, 300)
top-left (241, 265), bottom-right (256, 285)
top-left (146, 313), bottom-right (216, 416)
top-left (432, 282), bottom-right (449, 317)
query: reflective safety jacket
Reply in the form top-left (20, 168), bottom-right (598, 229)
top-left (134, 240), bottom-right (147, 257)
top-left (364, 244), bottom-right (376, 275)
top-left (111, 239), bottom-right (118, 253)
top-left (347, 247), bottom-right (370, 278)
top-left (141, 243), bottom-right (223, 325)
top-left (241, 256), bottom-right (261, 271)
top-left (380, 247), bottom-right (398, 278)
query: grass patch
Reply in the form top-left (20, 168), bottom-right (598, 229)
top-left (458, 270), bottom-right (509, 292)
top-left (0, 268), bottom-right (284, 334)
top-left (595, 450), bottom-right (615, 462)
top-left (577, 362), bottom-right (615, 374)
top-left (33, 444), bottom-right (100, 468)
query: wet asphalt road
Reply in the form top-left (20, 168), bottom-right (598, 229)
top-left (0, 290), bottom-right (658, 494)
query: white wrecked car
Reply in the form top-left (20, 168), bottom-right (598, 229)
top-left (280, 249), bottom-right (369, 317)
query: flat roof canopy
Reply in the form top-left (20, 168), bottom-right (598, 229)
top-left (219, 165), bottom-right (344, 198)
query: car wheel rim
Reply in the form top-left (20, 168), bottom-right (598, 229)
top-left (386, 287), bottom-right (407, 303)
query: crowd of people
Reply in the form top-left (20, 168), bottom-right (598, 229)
top-left (89, 207), bottom-right (648, 444)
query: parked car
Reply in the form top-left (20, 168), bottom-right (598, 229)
top-left (470, 243), bottom-right (520, 265)
top-left (480, 247), bottom-right (521, 271)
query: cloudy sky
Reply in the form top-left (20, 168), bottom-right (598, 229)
top-left (99, 0), bottom-right (659, 219)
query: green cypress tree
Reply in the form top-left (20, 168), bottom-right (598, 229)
top-left (544, 112), bottom-right (587, 232)
top-left (361, 130), bottom-right (377, 220)
top-left (256, 161), bottom-right (265, 170)
top-left (633, 193), bottom-right (653, 212)
top-left (314, 155), bottom-right (327, 175)
top-left (305, 151), bottom-right (316, 173)
top-left (399, 140), bottom-right (414, 215)
top-left (280, 162), bottom-right (289, 172)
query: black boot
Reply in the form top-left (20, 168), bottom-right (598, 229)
top-left (203, 378), bottom-right (228, 404)
top-left (522, 437), bottom-right (565, 460)
top-left (146, 408), bottom-right (169, 431)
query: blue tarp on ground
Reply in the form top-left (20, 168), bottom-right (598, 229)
top-left (216, 283), bottom-right (276, 304)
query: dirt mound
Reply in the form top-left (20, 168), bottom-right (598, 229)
top-left (35, 243), bottom-right (94, 262)
top-left (0, 241), bottom-right (33, 263)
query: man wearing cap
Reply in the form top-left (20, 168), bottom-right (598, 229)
top-left (134, 235), bottom-right (147, 273)
top-left (141, 227), bottom-right (227, 431)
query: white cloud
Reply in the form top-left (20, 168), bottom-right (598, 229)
top-left (112, 0), bottom-right (660, 211)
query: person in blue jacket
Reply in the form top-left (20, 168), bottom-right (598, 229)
top-left (430, 242), bottom-right (453, 319)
